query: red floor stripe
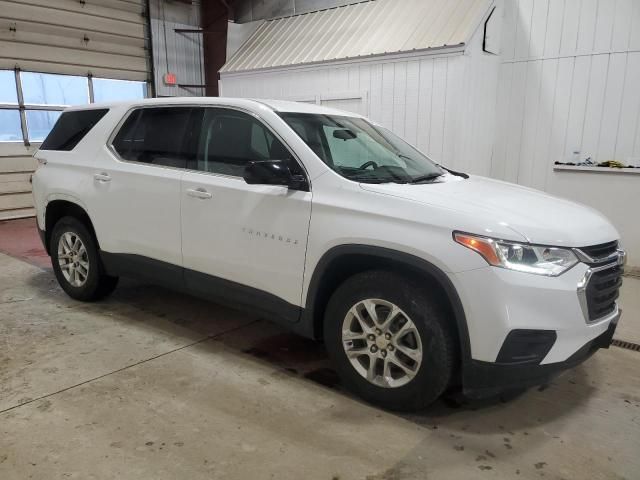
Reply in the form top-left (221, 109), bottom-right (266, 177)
top-left (0, 217), bottom-right (51, 269)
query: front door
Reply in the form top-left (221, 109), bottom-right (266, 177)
top-left (181, 107), bottom-right (312, 320)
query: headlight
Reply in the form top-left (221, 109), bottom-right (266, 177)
top-left (454, 232), bottom-right (578, 276)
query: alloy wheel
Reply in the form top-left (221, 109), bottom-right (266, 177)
top-left (341, 298), bottom-right (423, 388)
top-left (57, 232), bottom-right (90, 287)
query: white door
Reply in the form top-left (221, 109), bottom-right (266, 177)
top-left (89, 106), bottom-right (200, 266)
top-left (181, 108), bottom-right (312, 317)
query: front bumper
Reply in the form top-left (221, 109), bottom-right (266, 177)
top-left (462, 310), bottom-right (619, 397)
top-left (452, 263), bottom-right (619, 364)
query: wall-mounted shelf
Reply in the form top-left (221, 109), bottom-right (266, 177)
top-left (554, 165), bottom-right (640, 175)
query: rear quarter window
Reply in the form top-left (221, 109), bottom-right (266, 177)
top-left (39, 109), bottom-right (109, 151)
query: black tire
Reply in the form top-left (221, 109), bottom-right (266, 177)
top-left (323, 270), bottom-right (456, 411)
top-left (50, 216), bottom-right (118, 301)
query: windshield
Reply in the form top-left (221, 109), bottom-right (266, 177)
top-left (278, 112), bottom-right (444, 184)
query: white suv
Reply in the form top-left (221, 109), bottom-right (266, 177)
top-left (32, 98), bottom-right (625, 411)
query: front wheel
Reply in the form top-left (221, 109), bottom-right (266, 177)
top-left (51, 216), bottom-right (118, 301)
top-left (324, 271), bottom-right (456, 411)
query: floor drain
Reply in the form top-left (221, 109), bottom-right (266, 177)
top-left (612, 339), bottom-right (640, 352)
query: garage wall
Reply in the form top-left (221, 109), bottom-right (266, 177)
top-left (492, 0), bottom-right (640, 266)
top-left (0, 0), bottom-right (150, 221)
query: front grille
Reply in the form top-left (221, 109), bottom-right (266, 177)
top-left (585, 265), bottom-right (623, 321)
top-left (579, 240), bottom-right (618, 262)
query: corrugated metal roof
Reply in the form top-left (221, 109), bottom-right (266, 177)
top-left (221, 0), bottom-right (492, 73)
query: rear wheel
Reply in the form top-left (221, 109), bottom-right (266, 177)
top-left (51, 216), bottom-right (118, 301)
top-left (324, 270), bottom-right (456, 411)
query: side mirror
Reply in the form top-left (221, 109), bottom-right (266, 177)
top-left (243, 160), bottom-right (308, 191)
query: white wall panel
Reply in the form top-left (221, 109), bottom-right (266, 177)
top-left (611, 0), bottom-right (633, 51)
top-left (442, 57), bottom-right (460, 169)
top-left (560, 0), bottom-right (581, 56)
top-left (528, 0), bottom-right (549, 59)
top-left (429, 58), bottom-right (448, 163)
top-left (504, 61), bottom-right (527, 182)
top-left (416, 59), bottom-right (435, 154)
top-left (491, 62), bottom-right (513, 179)
top-left (501, 0), bottom-right (517, 60)
top-left (630, 0), bottom-right (640, 50)
top-left (546, 57), bottom-right (574, 178)
top-left (563, 56), bottom-right (591, 160)
top-left (392, 62), bottom-right (407, 138)
top-left (576, 0), bottom-right (599, 54)
top-left (514, 0), bottom-right (534, 59)
top-left (597, 53), bottom-right (626, 161)
top-left (380, 63), bottom-right (395, 131)
top-left (530, 58), bottom-right (558, 190)
top-left (543, 0), bottom-right (565, 57)
top-left (495, 0), bottom-right (640, 265)
top-left (517, 59), bottom-right (543, 185)
top-left (403, 61), bottom-right (421, 147)
top-left (581, 54), bottom-right (609, 158)
top-left (593, 0), bottom-right (615, 52)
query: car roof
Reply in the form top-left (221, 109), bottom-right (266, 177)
top-left (65, 97), bottom-right (364, 118)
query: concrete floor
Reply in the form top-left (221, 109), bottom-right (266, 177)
top-left (0, 219), bottom-right (639, 480)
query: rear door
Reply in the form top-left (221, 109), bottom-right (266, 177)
top-left (180, 107), bottom-right (312, 319)
top-left (88, 106), bottom-right (200, 270)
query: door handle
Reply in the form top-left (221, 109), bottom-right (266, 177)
top-left (186, 187), bottom-right (212, 199)
top-left (94, 172), bottom-right (111, 183)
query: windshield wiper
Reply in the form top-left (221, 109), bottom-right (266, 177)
top-left (409, 173), bottom-right (444, 184)
top-left (436, 164), bottom-right (469, 179)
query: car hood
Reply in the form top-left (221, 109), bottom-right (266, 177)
top-left (360, 175), bottom-right (618, 247)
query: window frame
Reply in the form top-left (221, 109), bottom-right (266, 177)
top-left (0, 68), bottom-right (147, 146)
top-left (0, 69), bottom-right (26, 143)
top-left (107, 104), bottom-right (311, 188)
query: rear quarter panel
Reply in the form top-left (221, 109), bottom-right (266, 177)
top-left (31, 107), bottom-right (127, 236)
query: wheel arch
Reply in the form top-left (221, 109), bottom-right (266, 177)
top-left (301, 245), bottom-right (471, 373)
top-left (44, 200), bottom-right (98, 255)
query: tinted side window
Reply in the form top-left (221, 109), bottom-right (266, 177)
top-left (112, 107), bottom-right (201, 169)
top-left (40, 109), bottom-right (109, 151)
top-left (198, 108), bottom-right (298, 177)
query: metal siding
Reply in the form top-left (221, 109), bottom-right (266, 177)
top-left (221, 0), bottom-right (492, 73)
top-left (151, 16), bottom-right (205, 97)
